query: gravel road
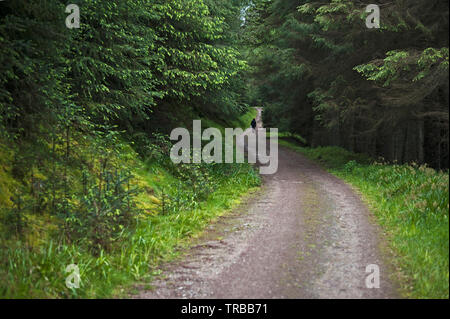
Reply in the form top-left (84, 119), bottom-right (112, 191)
top-left (134, 108), bottom-right (398, 299)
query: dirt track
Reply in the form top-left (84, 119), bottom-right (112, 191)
top-left (135, 108), bottom-right (398, 299)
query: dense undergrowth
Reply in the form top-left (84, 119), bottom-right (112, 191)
top-left (0, 0), bottom-right (258, 297)
top-left (0, 109), bottom-right (260, 298)
top-left (280, 139), bottom-right (449, 299)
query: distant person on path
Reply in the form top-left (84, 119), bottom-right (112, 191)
top-left (251, 118), bottom-right (257, 133)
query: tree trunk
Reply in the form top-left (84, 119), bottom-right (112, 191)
top-left (418, 119), bottom-right (424, 164)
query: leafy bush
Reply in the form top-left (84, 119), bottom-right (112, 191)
top-left (62, 170), bottom-right (139, 255)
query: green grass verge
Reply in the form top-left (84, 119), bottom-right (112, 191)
top-left (0, 109), bottom-right (261, 298)
top-left (268, 131), bottom-right (307, 145)
top-left (232, 107), bottom-right (258, 131)
top-left (0, 163), bottom-right (259, 298)
top-left (279, 139), bottom-right (449, 299)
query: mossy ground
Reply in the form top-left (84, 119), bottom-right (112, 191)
top-left (0, 109), bottom-right (261, 298)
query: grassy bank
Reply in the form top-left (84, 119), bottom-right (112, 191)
top-left (0, 109), bottom-right (261, 298)
top-left (279, 140), bottom-right (449, 299)
top-left (232, 107), bottom-right (258, 130)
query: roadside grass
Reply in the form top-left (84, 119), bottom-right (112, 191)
top-left (0, 163), bottom-right (260, 298)
top-left (268, 131), bottom-right (307, 145)
top-left (232, 107), bottom-right (258, 131)
top-left (0, 108), bottom-right (261, 298)
top-left (279, 139), bottom-right (449, 299)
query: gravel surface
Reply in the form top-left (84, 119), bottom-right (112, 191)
top-left (134, 109), bottom-right (398, 299)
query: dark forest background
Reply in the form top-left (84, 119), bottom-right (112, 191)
top-left (243, 0), bottom-right (449, 169)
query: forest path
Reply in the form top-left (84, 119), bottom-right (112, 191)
top-left (134, 108), bottom-right (398, 299)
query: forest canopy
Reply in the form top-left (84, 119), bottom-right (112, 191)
top-left (243, 0), bottom-right (449, 169)
top-left (0, 0), bottom-right (249, 142)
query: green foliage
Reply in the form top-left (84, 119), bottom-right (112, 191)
top-left (415, 48), bottom-right (449, 81)
top-left (0, 0), bottom-right (248, 138)
top-left (280, 141), bottom-right (372, 168)
top-left (63, 169), bottom-right (139, 255)
top-left (0, 147), bottom-right (260, 298)
top-left (354, 51), bottom-right (411, 87)
top-left (354, 48), bottom-right (449, 86)
top-left (268, 131), bottom-right (308, 145)
top-left (0, 105), bottom-right (261, 298)
top-left (244, 0), bottom-right (449, 168)
top-left (0, 0), bottom-right (256, 296)
top-left (230, 107), bottom-right (258, 131)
